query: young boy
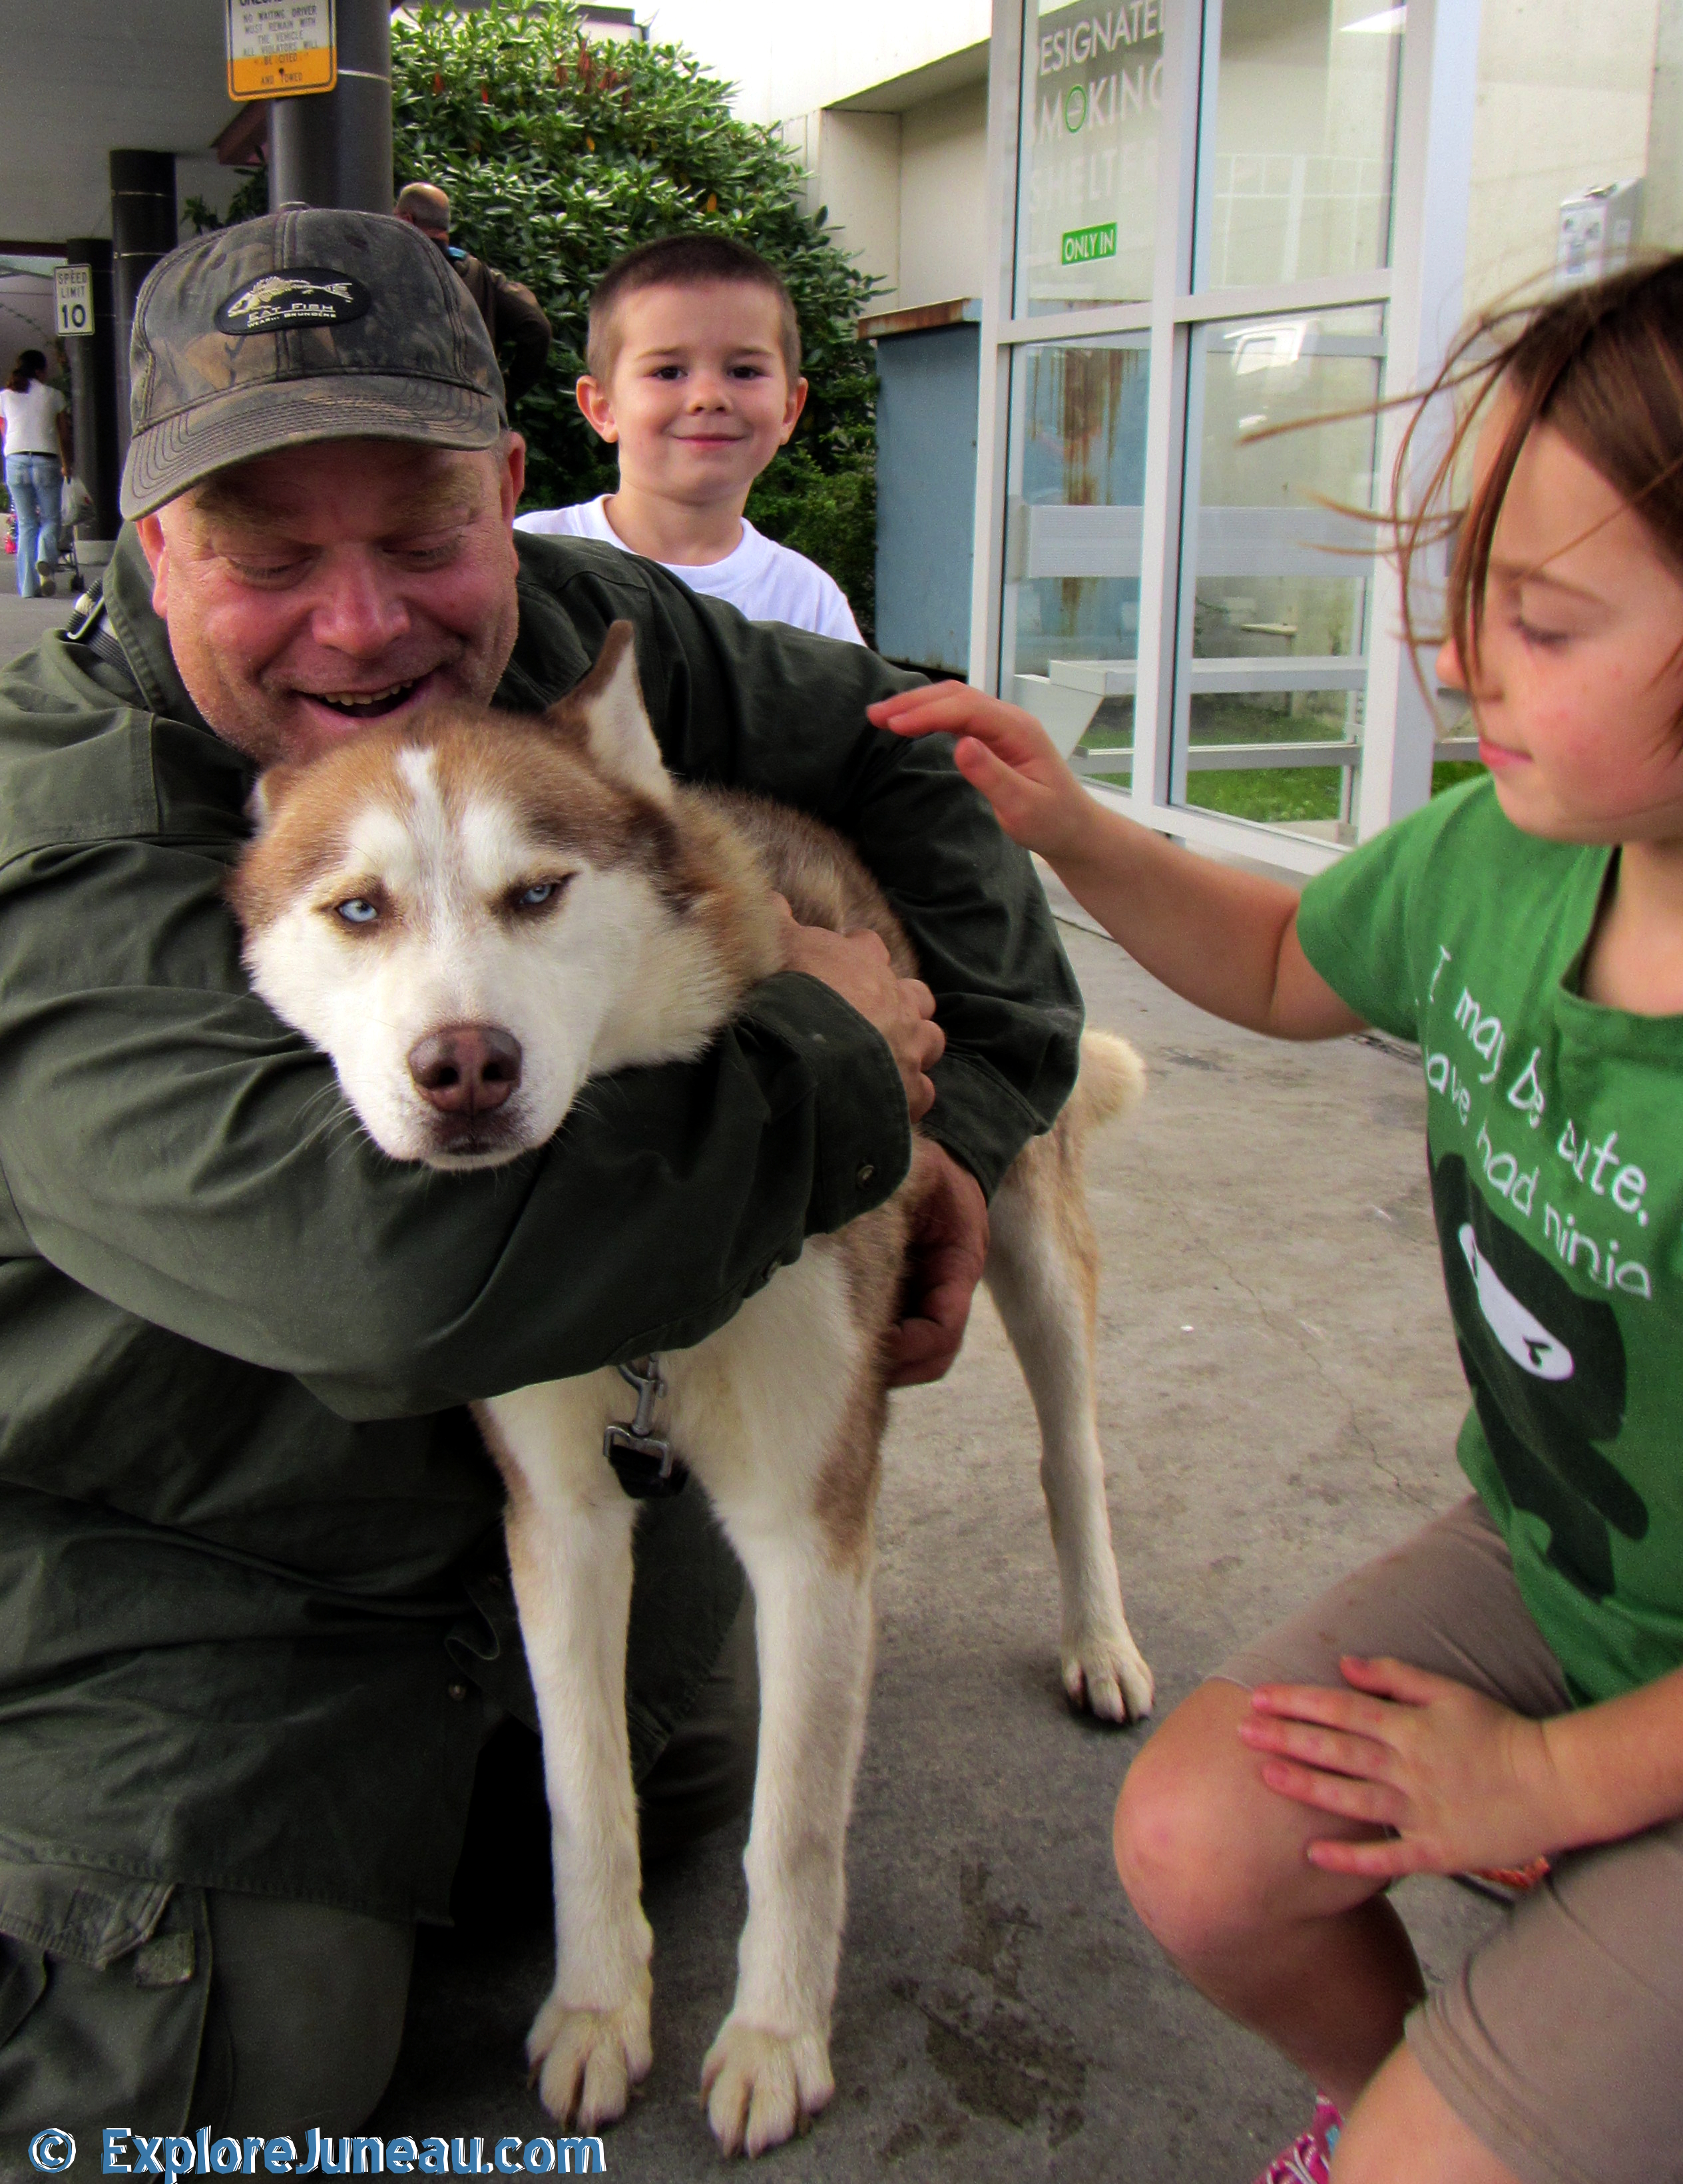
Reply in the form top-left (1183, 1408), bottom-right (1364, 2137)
top-left (515, 236), bottom-right (861, 643)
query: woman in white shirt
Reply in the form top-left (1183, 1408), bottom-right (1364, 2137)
top-left (0, 350), bottom-right (70, 599)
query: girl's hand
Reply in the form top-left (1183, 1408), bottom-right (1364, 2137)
top-left (868, 684), bottom-right (1095, 865)
top-left (1238, 1655), bottom-right (1566, 1880)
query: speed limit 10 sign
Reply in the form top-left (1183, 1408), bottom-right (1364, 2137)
top-left (54, 264), bottom-right (94, 338)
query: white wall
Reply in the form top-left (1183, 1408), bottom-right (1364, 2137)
top-left (897, 81), bottom-right (990, 308)
top-left (1466, 0), bottom-right (1660, 310)
top-left (642, 0), bottom-right (990, 123)
top-left (778, 109), bottom-right (904, 297)
top-left (644, 0), bottom-right (991, 312)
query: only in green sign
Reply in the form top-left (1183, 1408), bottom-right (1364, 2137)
top-left (1062, 222), bottom-right (1118, 268)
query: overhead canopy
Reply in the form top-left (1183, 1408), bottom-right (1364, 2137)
top-left (0, 1), bottom-right (242, 247)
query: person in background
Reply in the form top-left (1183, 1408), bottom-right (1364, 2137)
top-left (0, 349), bottom-right (69, 598)
top-left (393, 181), bottom-right (552, 405)
top-left (515, 235), bottom-right (861, 643)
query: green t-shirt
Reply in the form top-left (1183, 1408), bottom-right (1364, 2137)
top-left (1298, 778), bottom-right (1683, 1705)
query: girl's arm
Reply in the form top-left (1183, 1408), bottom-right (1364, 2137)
top-left (871, 682), bottom-right (1363, 1042)
top-left (1239, 1654), bottom-right (1683, 1878)
top-left (56, 406), bottom-right (71, 474)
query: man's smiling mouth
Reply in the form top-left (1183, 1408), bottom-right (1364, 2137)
top-left (306, 677), bottom-right (425, 719)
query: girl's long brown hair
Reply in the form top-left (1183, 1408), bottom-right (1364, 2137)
top-left (1394, 256), bottom-right (1683, 684)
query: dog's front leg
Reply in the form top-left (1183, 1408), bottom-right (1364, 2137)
top-left (698, 1516), bottom-right (875, 2157)
top-left (489, 1390), bottom-right (651, 2132)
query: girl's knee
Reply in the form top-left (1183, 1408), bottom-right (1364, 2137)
top-left (1114, 1682), bottom-right (1314, 1962)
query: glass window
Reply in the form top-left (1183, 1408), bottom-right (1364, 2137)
top-left (999, 334), bottom-right (1151, 773)
top-left (1017, 1), bottom-right (1166, 316)
top-left (1199, 0), bottom-right (1402, 292)
top-left (1173, 303), bottom-right (1383, 841)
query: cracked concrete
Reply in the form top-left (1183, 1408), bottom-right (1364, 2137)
top-left (365, 906), bottom-right (1505, 2179)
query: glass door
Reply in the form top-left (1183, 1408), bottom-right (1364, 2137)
top-left (973, 0), bottom-right (1482, 874)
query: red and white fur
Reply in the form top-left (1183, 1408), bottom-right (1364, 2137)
top-left (231, 625), bottom-right (1151, 2155)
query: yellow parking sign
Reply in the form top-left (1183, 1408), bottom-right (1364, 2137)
top-left (226, 0), bottom-right (338, 101)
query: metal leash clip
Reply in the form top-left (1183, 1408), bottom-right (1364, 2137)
top-left (603, 1356), bottom-right (688, 1500)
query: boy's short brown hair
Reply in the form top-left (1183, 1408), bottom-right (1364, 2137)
top-left (585, 236), bottom-right (801, 386)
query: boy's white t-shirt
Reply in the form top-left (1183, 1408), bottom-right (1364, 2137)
top-left (515, 496), bottom-right (863, 645)
top-left (0, 382), bottom-right (65, 459)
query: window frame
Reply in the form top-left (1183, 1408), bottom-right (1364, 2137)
top-left (969, 0), bottom-right (1483, 875)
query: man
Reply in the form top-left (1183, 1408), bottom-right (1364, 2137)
top-left (395, 180), bottom-right (552, 403)
top-left (0, 210), bottom-right (1081, 2137)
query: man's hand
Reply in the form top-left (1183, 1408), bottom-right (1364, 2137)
top-left (1237, 1656), bottom-right (1567, 1880)
top-left (775, 899), bottom-right (944, 1121)
top-left (885, 1143), bottom-right (989, 1386)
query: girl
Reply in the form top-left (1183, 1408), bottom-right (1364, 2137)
top-left (0, 348), bottom-right (69, 599)
top-left (872, 259), bottom-right (1683, 2184)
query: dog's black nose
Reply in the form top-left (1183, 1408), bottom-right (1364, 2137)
top-left (407, 1025), bottom-right (523, 1115)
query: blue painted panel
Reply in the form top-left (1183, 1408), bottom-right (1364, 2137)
top-left (873, 320), bottom-right (981, 672)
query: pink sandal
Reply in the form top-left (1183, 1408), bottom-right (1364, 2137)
top-left (1252, 2094), bottom-right (1344, 2183)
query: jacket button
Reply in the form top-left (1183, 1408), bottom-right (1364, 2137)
top-left (447, 1681), bottom-right (468, 1701)
top-left (856, 1161), bottom-right (875, 1186)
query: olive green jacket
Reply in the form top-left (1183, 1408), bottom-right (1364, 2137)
top-left (0, 526), bottom-right (1081, 1943)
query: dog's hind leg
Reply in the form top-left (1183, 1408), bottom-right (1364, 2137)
top-left (986, 1033), bottom-right (1154, 1723)
top-left (485, 1387), bottom-right (653, 2133)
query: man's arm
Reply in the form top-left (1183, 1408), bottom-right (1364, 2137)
top-left (0, 814), bottom-right (910, 1420)
top-left (511, 543), bottom-right (1087, 1199)
top-left (489, 267), bottom-right (552, 404)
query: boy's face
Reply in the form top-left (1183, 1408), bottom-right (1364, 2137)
top-left (577, 281), bottom-right (807, 508)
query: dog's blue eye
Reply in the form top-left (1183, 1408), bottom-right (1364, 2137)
top-left (336, 898), bottom-right (379, 925)
top-left (519, 882), bottom-right (557, 907)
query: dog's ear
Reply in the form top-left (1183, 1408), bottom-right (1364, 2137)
top-left (245, 762), bottom-right (301, 836)
top-left (549, 621), bottom-right (673, 810)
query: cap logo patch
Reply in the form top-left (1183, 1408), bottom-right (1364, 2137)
top-left (214, 269), bottom-right (373, 335)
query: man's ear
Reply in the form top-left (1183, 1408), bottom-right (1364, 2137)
top-left (575, 375), bottom-right (618, 444)
top-left (551, 621), bottom-right (672, 808)
top-left (136, 513), bottom-right (168, 614)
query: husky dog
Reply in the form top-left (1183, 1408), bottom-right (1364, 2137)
top-left (231, 624), bottom-right (1152, 2156)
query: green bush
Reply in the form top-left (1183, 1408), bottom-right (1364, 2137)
top-left (390, 1), bottom-right (880, 631)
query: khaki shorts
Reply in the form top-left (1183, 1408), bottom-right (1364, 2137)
top-left (1218, 1498), bottom-right (1683, 2184)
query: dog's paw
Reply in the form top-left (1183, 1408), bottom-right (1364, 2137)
top-left (1063, 1627), bottom-right (1155, 1724)
top-left (527, 1976), bottom-right (652, 2131)
top-left (700, 2019), bottom-right (834, 2157)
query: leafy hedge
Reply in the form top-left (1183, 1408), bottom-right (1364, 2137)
top-left (389, 1), bottom-right (880, 631)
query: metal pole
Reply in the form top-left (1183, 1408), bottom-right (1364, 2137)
top-left (268, 0), bottom-right (393, 214)
top-left (60, 238), bottom-right (120, 572)
top-left (109, 150), bottom-right (178, 468)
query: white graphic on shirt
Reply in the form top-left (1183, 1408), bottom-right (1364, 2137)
top-left (1459, 1224), bottom-right (1574, 1380)
top-left (1419, 959), bottom-right (1658, 1302)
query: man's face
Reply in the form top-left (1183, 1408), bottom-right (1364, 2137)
top-left (137, 435), bottom-right (525, 769)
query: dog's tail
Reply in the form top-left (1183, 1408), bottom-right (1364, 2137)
top-left (1069, 1028), bottom-right (1147, 1135)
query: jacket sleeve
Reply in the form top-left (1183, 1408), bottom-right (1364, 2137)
top-left (0, 817), bottom-right (908, 1421)
top-left (488, 266), bottom-right (552, 404)
top-left (512, 547), bottom-right (1086, 1199)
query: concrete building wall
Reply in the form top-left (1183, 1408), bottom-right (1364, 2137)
top-left (897, 81), bottom-right (990, 310)
top-left (1466, 0), bottom-right (1661, 310)
top-left (644, 0), bottom-right (989, 125)
top-left (645, 1), bottom-right (990, 310)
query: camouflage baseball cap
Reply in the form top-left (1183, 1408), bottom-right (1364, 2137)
top-left (119, 208), bottom-right (507, 519)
